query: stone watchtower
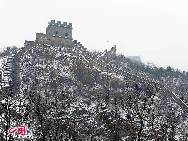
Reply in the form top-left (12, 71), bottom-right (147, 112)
top-left (46, 20), bottom-right (72, 39)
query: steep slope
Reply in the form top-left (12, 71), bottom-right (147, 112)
top-left (14, 39), bottom-right (188, 140)
top-left (1, 19), bottom-right (188, 140)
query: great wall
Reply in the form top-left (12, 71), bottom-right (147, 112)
top-left (1, 20), bottom-right (188, 115)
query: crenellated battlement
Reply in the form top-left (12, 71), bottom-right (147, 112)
top-left (48, 20), bottom-right (72, 29)
top-left (25, 20), bottom-right (84, 49)
top-left (46, 20), bottom-right (72, 39)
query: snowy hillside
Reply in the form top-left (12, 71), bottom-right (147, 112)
top-left (3, 40), bottom-right (184, 140)
top-left (0, 24), bottom-right (188, 140)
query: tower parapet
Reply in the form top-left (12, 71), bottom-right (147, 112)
top-left (46, 20), bottom-right (72, 39)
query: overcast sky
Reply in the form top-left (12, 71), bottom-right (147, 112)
top-left (0, 0), bottom-right (188, 71)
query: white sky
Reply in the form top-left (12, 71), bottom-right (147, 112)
top-left (0, 0), bottom-right (188, 71)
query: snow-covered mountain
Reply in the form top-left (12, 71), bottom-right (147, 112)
top-left (0, 21), bottom-right (188, 140)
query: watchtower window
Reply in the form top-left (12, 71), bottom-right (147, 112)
top-left (65, 33), bottom-right (68, 37)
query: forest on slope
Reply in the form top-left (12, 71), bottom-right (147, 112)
top-left (0, 45), bottom-right (188, 140)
